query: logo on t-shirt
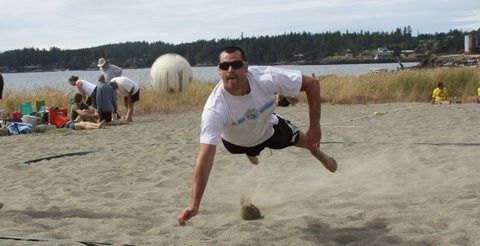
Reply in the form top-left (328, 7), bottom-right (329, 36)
top-left (245, 108), bottom-right (258, 120)
top-left (231, 99), bottom-right (276, 126)
top-left (232, 108), bottom-right (257, 126)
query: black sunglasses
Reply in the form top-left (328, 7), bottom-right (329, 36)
top-left (218, 60), bottom-right (244, 70)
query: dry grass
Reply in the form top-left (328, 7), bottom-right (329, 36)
top-left (135, 81), bottom-right (214, 115)
top-left (0, 87), bottom-right (71, 115)
top-left (1, 68), bottom-right (479, 117)
top-left (0, 82), bottom-right (215, 116)
top-left (316, 67), bottom-right (480, 104)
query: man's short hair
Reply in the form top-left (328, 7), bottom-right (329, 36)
top-left (220, 45), bottom-right (246, 61)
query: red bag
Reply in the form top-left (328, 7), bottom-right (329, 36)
top-left (48, 107), bottom-right (69, 128)
top-left (11, 111), bottom-right (23, 122)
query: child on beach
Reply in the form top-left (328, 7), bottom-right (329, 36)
top-left (432, 82), bottom-right (450, 104)
top-left (477, 83), bottom-right (480, 103)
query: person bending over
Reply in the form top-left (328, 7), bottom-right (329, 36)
top-left (68, 75), bottom-right (98, 108)
top-left (109, 76), bottom-right (140, 122)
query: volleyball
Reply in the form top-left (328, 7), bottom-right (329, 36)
top-left (150, 53), bottom-right (193, 94)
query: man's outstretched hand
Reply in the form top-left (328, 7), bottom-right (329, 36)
top-left (177, 206), bottom-right (198, 226)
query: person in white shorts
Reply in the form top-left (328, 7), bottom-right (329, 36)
top-left (177, 45), bottom-right (338, 226)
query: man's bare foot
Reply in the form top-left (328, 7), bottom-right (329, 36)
top-left (247, 155), bottom-right (259, 165)
top-left (312, 149), bottom-right (337, 172)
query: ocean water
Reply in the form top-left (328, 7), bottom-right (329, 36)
top-left (2, 62), bottom-right (418, 92)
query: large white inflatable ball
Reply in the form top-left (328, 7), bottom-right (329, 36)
top-left (150, 53), bottom-right (193, 94)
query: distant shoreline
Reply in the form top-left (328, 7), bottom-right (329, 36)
top-left (2, 58), bottom-right (421, 73)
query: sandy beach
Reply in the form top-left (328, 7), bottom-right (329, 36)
top-left (1, 102), bottom-right (479, 245)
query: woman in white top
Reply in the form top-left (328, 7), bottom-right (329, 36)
top-left (68, 75), bottom-right (98, 108)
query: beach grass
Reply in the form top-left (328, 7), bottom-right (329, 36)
top-left (315, 67), bottom-right (480, 104)
top-left (1, 68), bottom-right (479, 116)
top-left (0, 81), bottom-right (215, 116)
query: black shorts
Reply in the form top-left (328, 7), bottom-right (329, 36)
top-left (86, 87), bottom-right (98, 108)
top-left (222, 115), bottom-right (300, 157)
top-left (99, 111), bottom-right (112, 122)
top-left (124, 89), bottom-right (140, 104)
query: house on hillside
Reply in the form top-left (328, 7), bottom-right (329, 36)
top-left (374, 47), bottom-right (393, 60)
top-left (465, 31), bottom-right (479, 54)
top-left (292, 54), bottom-right (306, 64)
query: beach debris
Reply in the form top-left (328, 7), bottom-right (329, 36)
top-left (19, 150), bottom-right (97, 165)
top-left (240, 195), bottom-right (262, 220)
top-left (0, 202), bottom-right (3, 210)
top-left (415, 54), bottom-right (480, 69)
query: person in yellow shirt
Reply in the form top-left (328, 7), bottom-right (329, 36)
top-left (476, 84), bottom-right (480, 103)
top-left (432, 82), bottom-right (450, 104)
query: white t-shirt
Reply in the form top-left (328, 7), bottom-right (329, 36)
top-left (200, 66), bottom-right (302, 147)
top-left (111, 77), bottom-right (139, 96)
top-left (78, 80), bottom-right (96, 96)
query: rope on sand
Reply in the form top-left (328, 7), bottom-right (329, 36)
top-left (0, 235), bottom-right (133, 245)
top-left (18, 150), bottom-right (97, 165)
top-left (321, 141), bottom-right (480, 147)
top-left (321, 104), bottom-right (427, 126)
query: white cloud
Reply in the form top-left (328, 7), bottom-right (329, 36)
top-left (451, 10), bottom-right (480, 31)
top-left (0, 0), bottom-right (479, 51)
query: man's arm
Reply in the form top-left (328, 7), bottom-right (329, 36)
top-left (300, 75), bottom-right (321, 149)
top-left (177, 143), bottom-right (216, 226)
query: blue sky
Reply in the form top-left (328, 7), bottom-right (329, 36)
top-left (0, 0), bottom-right (479, 52)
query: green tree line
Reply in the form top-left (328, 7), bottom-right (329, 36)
top-left (0, 27), bottom-right (475, 72)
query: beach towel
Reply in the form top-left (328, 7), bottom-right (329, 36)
top-left (7, 122), bottom-right (33, 135)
